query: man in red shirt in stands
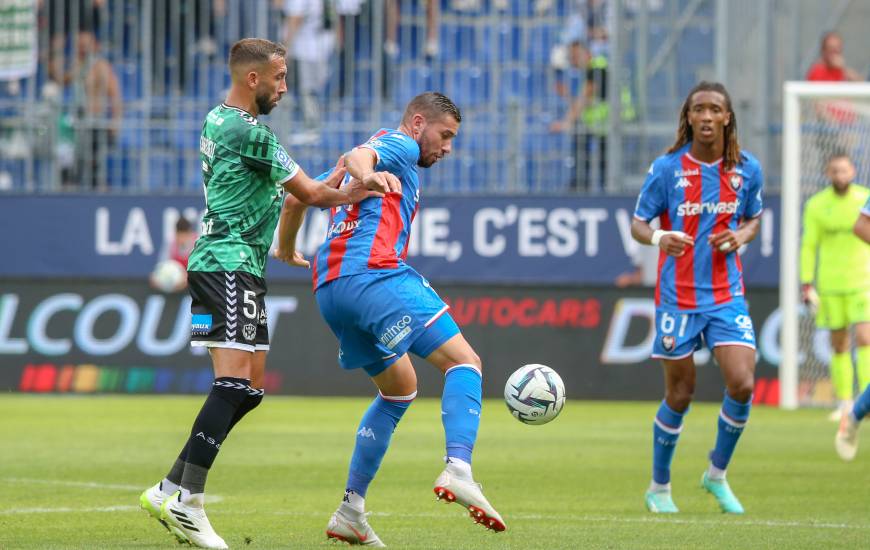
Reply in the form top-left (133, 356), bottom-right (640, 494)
top-left (806, 31), bottom-right (862, 82)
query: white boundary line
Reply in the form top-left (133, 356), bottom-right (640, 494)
top-left (2, 479), bottom-right (864, 531)
top-left (1, 503), bottom-right (866, 530)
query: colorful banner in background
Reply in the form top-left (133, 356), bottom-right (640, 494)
top-left (0, 0), bottom-right (37, 80)
top-left (0, 194), bottom-right (780, 285)
top-left (1, 280), bottom-right (788, 403)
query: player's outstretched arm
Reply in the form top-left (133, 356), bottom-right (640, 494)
top-left (282, 165), bottom-right (384, 208)
top-left (855, 213), bottom-right (870, 244)
top-left (274, 192), bottom-right (310, 268)
top-left (630, 218), bottom-right (693, 257)
top-left (344, 147), bottom-right (402, 194)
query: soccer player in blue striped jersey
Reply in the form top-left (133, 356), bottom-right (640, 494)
top-left (631, 82), bottom-right (763, 514)
top-left (837, 196), bottom-right (870, 460)
top-left (275, 92), bottom-right (505, 545)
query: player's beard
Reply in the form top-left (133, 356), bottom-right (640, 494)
top-left (256, 92), bottom-right (276, 115)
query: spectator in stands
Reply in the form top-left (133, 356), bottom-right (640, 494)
top-left (73, 24), bottom-right (122, 189)
top-left (44, 0), bottom-right (123, 188)
top-left (549, 38), bottom-right (608, 193)
top-left (384, 0), bottom-right (440, 60)
top-left (282, 0), bottom-right (337, 145)
top-left (805, 31), bottom-right (862, 180)
top-left (806, 31), bottom-right (862, 83)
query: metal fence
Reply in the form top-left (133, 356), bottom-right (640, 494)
top-left (1, 0), bottom-right (869, 195)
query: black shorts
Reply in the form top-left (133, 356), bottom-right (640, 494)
top-left (188, 271), bottom-right (269, 352)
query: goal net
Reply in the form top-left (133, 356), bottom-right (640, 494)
top-left (780, 82), bottom-right (870, 409)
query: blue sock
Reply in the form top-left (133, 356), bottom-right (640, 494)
top-left (442, 365), bottom-right (482, 464)
top-left (853, 384), bottom-right (870, 421)
top-left (709, 392), bottom-right (752, 470)
top-left (345, 393), bottom-right (414, 497)
top-left (652, 401), bottom-right (686, 484)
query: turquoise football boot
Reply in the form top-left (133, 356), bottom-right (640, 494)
top-left (701, 472), bottom-right (745, 514)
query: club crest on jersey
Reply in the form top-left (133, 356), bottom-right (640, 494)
top-left (243, 323), bottom-right (256, 341)
top-left (662, 335), bottom-right (676, 352)
top-left (729, 174), bottom-right (743, 190)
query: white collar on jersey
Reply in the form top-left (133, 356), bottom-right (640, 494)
top-left (685, 152), bottom-right (723, 167)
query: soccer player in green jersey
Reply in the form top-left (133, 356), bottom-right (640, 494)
top-left (800, 154), bottom-right (870, 422)
top-left (836, 196), bottom-right (870, 460)
top-left (138, 38), bottom-right (398, 549)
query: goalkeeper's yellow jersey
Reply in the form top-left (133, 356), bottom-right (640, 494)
top-left (800, 184), bottom-right (870, 293)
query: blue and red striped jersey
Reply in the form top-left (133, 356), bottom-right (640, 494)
top-left (633, 143), bottom-right (764, 312)
top-left (312, 129), bottom-right (421, 290)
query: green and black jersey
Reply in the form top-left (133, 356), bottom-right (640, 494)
top-left (188, 104), bottom-right (299, 277)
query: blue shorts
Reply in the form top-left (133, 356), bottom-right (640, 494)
top-left (651, 300), bottom-right (756, 360)
top-left (315, 268), bottom-right (461, 377)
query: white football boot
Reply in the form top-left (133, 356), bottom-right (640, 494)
top-left (836, 412), bottom-right (860, 461)
top-left (325, 507), bottom-right (385, 547)
top-left (160, 492), bottom-right (228, 549)
top-left (433, 468), bottom-right (506, 532)
top-left (139, 483), bottom-right (189, 542)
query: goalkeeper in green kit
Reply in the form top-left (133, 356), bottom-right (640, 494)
top-left (800, 153), bottom-right (870, 421)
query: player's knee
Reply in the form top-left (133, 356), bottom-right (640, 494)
top-left (666, 383), bottom-right (694, 411)
top-left (728, 379), bottom-right (754, 403)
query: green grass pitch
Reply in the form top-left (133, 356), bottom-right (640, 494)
top-left (1, 395), bottom-right (869, 549)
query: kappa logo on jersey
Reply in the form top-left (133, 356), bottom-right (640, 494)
top-left (661, 335), bottom-right (676, 352)
top-left (357, 427), bottom-right (376, 440)
top-left (380, 315), bottom-right (413, 349)
top-left (730, 174), bottom-right (743, 190)
top-left (243, 323), bottom-right (256, 341)
top-left (675, 177), bottom-right (692, 189)
top-left (677, 200), bottom-right (740, 217)
top-left (274, 146), bottom-right (295, 172)
top-left (366, 139), bottom-right (386, 149)
top-left (191, 314), bottom-right (213, 335)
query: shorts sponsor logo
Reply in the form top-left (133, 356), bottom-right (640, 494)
top-left (380, 315), bottom-right (413, 349)
top-left (735, 315), bottom-right (753, 330)
top-left (259, 308), bottom-right (267, 326)
top-left (191, 314), bottom-right (212, 335)
top-left (661, 335), bottom-right (675, 352)
top-left (243, 323), bottom-right (256, 341)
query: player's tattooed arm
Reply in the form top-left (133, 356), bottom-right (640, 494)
top-left (630, 218), bottom-right (694, 257)
top-left (708, 217), bottom-right (760, 253)
top-left (344, 147), bottom-right (402, 194)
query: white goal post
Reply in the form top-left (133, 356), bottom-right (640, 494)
top-left (780, 81), bottom-right (870, 410)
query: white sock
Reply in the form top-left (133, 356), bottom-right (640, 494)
top-left (342, 489), bottom-right (365, 514)
top-left (180, 488), bottom-right (204, 508)
top-left (648, 480), bottom-right (671, 493)
top-left (445, 457), bottom-right (473, 480)
top-left (160, 479), bottom-right (179, 496)
top-left (707, 464), bottom-right (727, 481)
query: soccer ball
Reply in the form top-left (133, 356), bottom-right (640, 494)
top-left (504, 364), bottom-right (565, 425)
top-left (150, 259), bottom-right (186, 293)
